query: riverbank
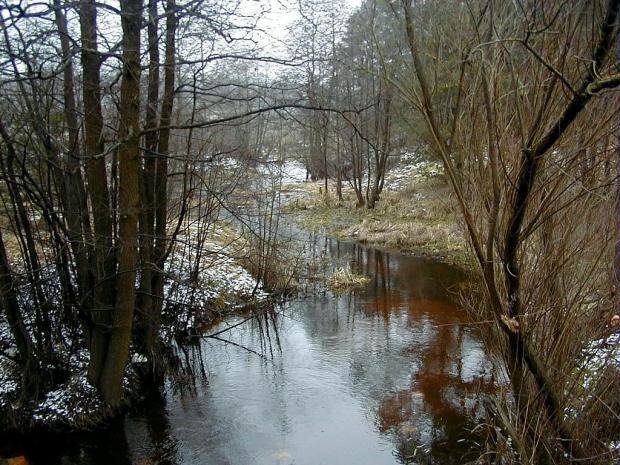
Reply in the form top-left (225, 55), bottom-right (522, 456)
top-left (0, 220), bottom-right (268, 433)
top-left (282, 163), bottom-right (467, 267)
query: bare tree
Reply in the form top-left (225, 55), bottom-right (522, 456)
top-left (386, 0), bottom-right (620, 461)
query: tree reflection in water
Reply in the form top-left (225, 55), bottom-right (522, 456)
top-left (345, 243), bottom-right (497, 464)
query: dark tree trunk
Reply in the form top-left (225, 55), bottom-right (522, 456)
top-left (138, 0), bottom-right (160, 365)
top-left (0, 119), bottom-right (54, 356)
top-left (99, 0), bottom-right (143, 407)
top-left (52, 0), bottom-right (93, 321)
top-left (152, 0), bottom-right (177, 322)
top-left (335, 132), bottom-right (342, 202)
top-left (616, 12), bottom-right (620, 315)
top-left (0, 229), bottom-right (41, 400)
top-left (79, 0), bottom-right (116, 386)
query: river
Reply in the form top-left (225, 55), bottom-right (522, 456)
top-left (1, 236), bottom-right (496, 465)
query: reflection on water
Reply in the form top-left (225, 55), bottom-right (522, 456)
top-left (1, 239), bottom-right (495, 465)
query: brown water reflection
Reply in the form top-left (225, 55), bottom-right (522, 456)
top-left (1, 238), bottom-right (495, 465)
top-left (343, 242), bottom-right (496, 464)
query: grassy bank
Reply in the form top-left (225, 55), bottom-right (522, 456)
top-left (283, 174), bottom-right (467, 266)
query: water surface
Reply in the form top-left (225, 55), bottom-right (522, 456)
top-left (2, 239), bottom-right (495, 465)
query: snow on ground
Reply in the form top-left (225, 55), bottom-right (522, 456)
top-left (216, 157), bottom-right (239, 168)
top-left (0, 265), bottom-right (100, 429)
top-left (576, 331), bottom-right (620, 450)
top-left (384, 154), bottom-right (442, 191)
top-left (165, 242), bottom-right (267, 311)
top-left (0, 319), bottom-right (138, 429)
top-left (333, 152), bottom-right (443, 193)
top-left (0, 219), bottom-right (268, 429)
top-left (257, 159), bottom-right (307, 185)
top-left (564, 331), bottom-right (620, 421)
top-left (0, 358), bottom-right (18, 408)
top-left (213, 157), bottom-right (307, 186)
top-left (581, 331), bottom-right (620, 390)
top-left (219, 154), bottom-right (443, 193)
top-left (0, 345), bottom-right (113, 429)
top-left (161, 221), bottom-right (269, 336)
top-left (28, 349), bottom-right (136, 428)
top-left (32, 372), bottom-right (102, 426)
top-left (0, 320), bottom-right (10, 349)
top-left (278, 160), bottom-right (307, 184)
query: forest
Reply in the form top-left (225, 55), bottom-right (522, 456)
top-left (0, 0), bottom-right (619, 464)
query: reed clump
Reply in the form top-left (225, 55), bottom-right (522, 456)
top-left (327, 266), bottom-right (370, 292)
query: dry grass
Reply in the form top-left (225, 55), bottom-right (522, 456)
top-left (286, 176), bottom-right (466, 265)
top-left (327, 265), bottom-right (370, 292)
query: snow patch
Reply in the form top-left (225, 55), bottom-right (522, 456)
top-left (32, 371), bottom-right (103, 425)
top-left (581, 331), bottom-right (620, 390)
top-left (384, 155), bottom-right (443, 192)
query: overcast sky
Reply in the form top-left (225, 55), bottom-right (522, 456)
top-left (245, 0), bottom-right (362, 57)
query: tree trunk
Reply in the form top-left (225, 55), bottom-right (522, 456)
top-left (322, 114), bottom-right (329, 195)
top-left (138, 0), bottom-right (160, 365)
top-left (52, 0), bottom-right (93, 320)
top-left (151, 0), bottom-right (177, 321)
top-left (351, 133), bottom-right (365, 207)
top-left (0, 229), bottom-right (40, 400)
top-left (0, 118), bottom-right (54, 356)
top-left (335, 132), bottom-right (342, 202)
top-left (99, 0), bottom-right (143, 406)
top-left (80, 0), bottom-right (116, 386)
top-left (613, 7), bottom-right (620, 317)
